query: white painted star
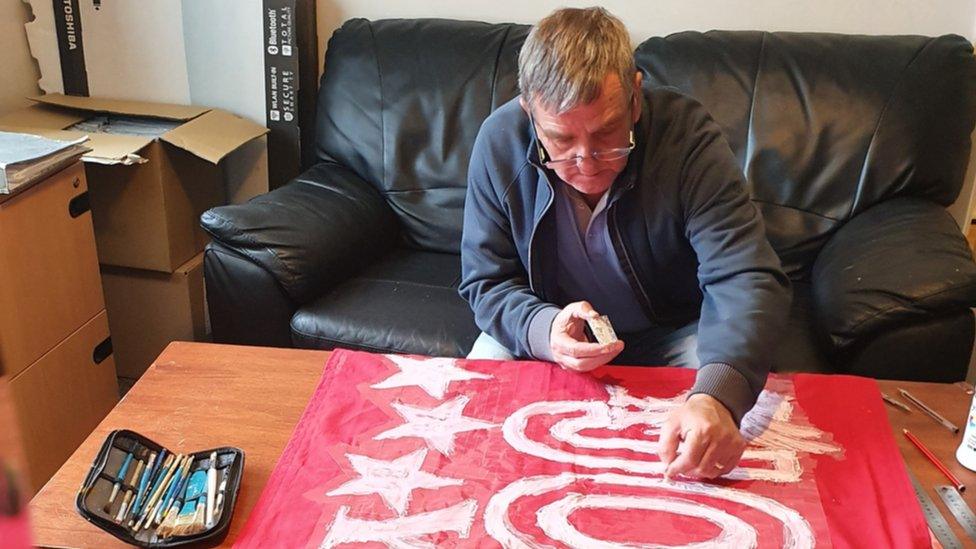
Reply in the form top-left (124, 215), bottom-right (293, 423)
top-left (326, 448), bottom-right (463, 515)
top-left (375, 395), bottom-right (498, 455)
top-left (371, 355), bottom-right (493, 399)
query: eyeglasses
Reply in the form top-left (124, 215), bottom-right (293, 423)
top-left (530, 113), bottom-right (636, 168)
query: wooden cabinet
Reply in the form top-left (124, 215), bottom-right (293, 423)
top-left (9, 312), bottom-right (118, 492)
top-left (0, 162), bottom-right (119, 493)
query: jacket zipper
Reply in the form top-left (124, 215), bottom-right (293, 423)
top-left (527, 167), bottom-right (556, 294)
top-left (608, 204), bottom-right (659, 322)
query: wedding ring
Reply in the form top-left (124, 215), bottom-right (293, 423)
top-left (713, 463), bottom-right (725, 469)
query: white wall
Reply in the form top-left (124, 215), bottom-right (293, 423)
top-left (182, 0), bottom-right (269, 203)
top-left (316, 0), bottom-right (976, 69)
top-left (0, 0), bottom-right (40, 115)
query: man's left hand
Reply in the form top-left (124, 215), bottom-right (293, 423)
top-left (657, 393), bottom-right (746, 480)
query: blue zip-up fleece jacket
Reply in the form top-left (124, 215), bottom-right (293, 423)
top-left (459, 87), bottom-right (792, 423)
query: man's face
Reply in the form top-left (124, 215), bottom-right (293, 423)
top-left (524, 72), bottom-right (642, 199)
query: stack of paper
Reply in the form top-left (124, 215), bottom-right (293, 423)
top-left (69, 116), bottom-right (182, 138)
top-left (0, 131), bottom-right (90, 195)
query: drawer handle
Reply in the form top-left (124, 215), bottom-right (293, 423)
top-left (92, 337), bottom-right (113, 364)
top-left (69, 191), bottom-right (90, 218)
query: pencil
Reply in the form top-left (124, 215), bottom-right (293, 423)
top-left (903, 429), bottom-right (965, 492)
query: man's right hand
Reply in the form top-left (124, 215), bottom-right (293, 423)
top-left (549, 301), bottom-right (625, 372)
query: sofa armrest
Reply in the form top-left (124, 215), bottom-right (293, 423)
top-left (811, 196), bottom-right (976, 351)
top-left (204, 241), bottom-right (297, 347)
top-left (201, 161), bottom-right (399, 304)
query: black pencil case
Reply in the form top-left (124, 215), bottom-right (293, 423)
top-left (76, 429), bottom-right (244, 548)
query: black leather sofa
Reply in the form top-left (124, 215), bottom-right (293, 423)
top-left (201, 18), bottom-right (976, 381)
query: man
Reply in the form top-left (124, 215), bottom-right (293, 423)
top-left (459, 7), bottom-right (791, 479)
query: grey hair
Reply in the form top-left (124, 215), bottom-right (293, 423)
top-left (518, 7), bottom-right (636, 114)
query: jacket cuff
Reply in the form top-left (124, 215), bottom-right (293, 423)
top-left (689, 363), bottom-right (757, 425)
top-left (526, 305), bottom-right (560, 362)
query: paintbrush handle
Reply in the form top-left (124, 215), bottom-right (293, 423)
top-left (135, 455), bottom-right (180, 531)
top-left (206, 452), bottom-right (217, 527)
top-left (130, 453), bottom-right (156, 517)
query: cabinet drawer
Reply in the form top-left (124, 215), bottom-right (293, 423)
top-left (0, 163), bottom-right (105, 378)
top-left (9, 310), bottom-right (118, 493)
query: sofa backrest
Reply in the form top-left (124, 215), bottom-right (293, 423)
top-left (315, 18), bottom-right (529, 253)
top-left (635, 31), bottom-right (976, 278)
top-left (316, 21), bottom-right (976, 276)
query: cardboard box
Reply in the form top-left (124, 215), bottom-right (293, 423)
top-left (23, 0), bottom-right (317, 194)
top-left (9, 310), bottom-right (119, 494)
top-left (100, 252), bottom-right (208, 379)
top-left (0, 162), bottom-right (105, 379)
top-left (0, 94), bottom-right (268, 272)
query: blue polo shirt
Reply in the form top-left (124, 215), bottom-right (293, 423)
top-left (554, 181), bottom-right (651, 332)
top-left (525, 180), bottom-right (653, 361)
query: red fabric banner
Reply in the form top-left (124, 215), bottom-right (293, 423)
top-left (234, 349), bottom-right (927, 548)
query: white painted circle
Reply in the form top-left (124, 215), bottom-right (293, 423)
top-left (537, 493), bottom-right (758, 548)
top-left (485, 473), bottom-right (814, 549)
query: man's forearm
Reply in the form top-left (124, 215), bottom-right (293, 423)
top-left (526, 305), bottom-right (560, 361)
top-left (689, 363), bottom-right (756, 425)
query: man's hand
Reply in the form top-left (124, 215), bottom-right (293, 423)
top-left (658, 393), bottom-right (746, 480)
top-left (550, 301), bottom-right (624, 372)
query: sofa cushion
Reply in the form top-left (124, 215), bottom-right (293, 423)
top-left (839, 309), bottom-right (974, 382)
top-left (636, 31), bottom-right (976, 279)
top-left (290, 249), bottom-right (480, 357)
top-left (315, 18), bottom-right (529, 254)
top-left (812, 197), bottom-right (976, 349)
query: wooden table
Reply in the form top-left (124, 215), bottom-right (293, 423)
top-left (29, 342), bottom-right (330, 548)
top-left (28, 342), bottom-right (976, 547)
top-left (878, 378), bottom-right (976, 545)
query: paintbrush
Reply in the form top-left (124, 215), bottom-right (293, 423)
top-left (153, 456), bottom-right (192, 526)
top-left (114, 488), bottom-right (133, 523)
top-left (144, 455), bottom-right (186, 531)
top-left (154, 456), bottom-right (193, 529)
top-left (212, 474), bottom-right (228, 524)
top-left (128, 451), bottom-right (157, 523)
top-left (206, 451), bottom-right (217, 527)
top-left (130, 450), bottom-right (166, 526)
top-left (172, 495), bottom-right (206, 537)
top-left (165, 469), bottom-right (207, 538)
top-left (104, 452), bottom-right (133, 511)
top-left (134, 454), bottom-right (180, 532)
top-left (112, 457), bottom-right (143, 518)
